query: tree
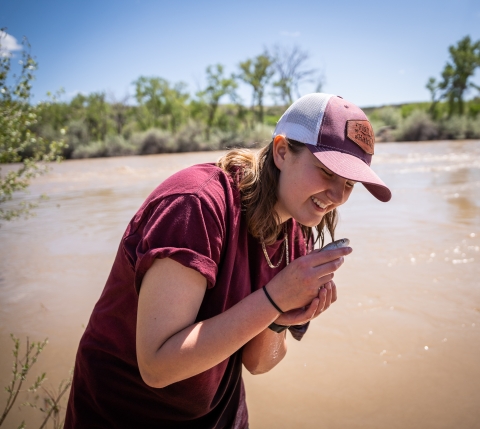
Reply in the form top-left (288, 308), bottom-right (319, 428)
top-left (426, 77), bottom-right (441, 116)
top-left (427, 36), bottom-right (480, 116)
top-left (107, 92), bottom-right (131, 136)
top-left (238, 53), bottom-right (274, 124)
top-left (269, 44), bottom-right (318, 105)
top-left (133, 76), bottom-right (189, 132)
top-left (197, 64), bottom-right (238, 140)
top-left (65, 92), bottom-right (112, 142)
top-left (0, 30), bottom-right (64, 222)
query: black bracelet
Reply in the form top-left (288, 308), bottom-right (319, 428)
top-left (262, 285), bottom-right (284, 314)
top-left (268, 322), bottom-right (289, 333)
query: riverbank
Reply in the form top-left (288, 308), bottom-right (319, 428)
top-left (28, 99), bottom-right (480, 160)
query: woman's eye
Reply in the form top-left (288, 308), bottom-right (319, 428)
top-left (321, 168), bottom-right (333, 177)
top-left (346, 181), bottom-right (356, 188)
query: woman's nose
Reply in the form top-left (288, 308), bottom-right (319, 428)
top-left (327, 178), bottom-right (347, 204)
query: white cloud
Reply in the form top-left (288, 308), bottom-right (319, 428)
top-left (0, 31), bottom-right (22, 57)
top-left (281, 31), bottom-right (301, 38)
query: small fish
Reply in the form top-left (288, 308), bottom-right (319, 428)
top-left (320, 238), bottom-right (350, 251)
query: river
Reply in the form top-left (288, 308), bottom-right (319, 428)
top-left (1, 141), bottom-right (479, 428)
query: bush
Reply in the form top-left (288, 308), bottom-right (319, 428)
top-left (72, 135), bottom-right (135, 158)
top-left (63, 119), bottom-right (90, 158)
top-left (439, 115), bottom-right (468, 139)
top-left (209, 129), bottom-right (243, 150)
top-left (466, 116), bottom-right (480, 138)
top-left (209, 123), bottom-right (273, 150)
top-left (395, 110), bottom-right (439, 141)
top-left (439, 115), bottom-right (480, 139)
top-left (371, 106), bottom-right (402, 128)
top-left (131, 129), bottom-right (175, 155)
top-left (173, 121), bottom-right (209, 152)
top-left (374, 125), bottom-right (396, 142)
top-left (369, 106), bottom-right (403, 142)
top-left (242, 123), bottom-right (273, 148)
top-left (400, 102), bottom-right (429, 118)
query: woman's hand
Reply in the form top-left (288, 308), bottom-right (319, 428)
top-left (273, 280), bottom-right (337, 326)
top-left (265, 247), bottom-right (351, 314)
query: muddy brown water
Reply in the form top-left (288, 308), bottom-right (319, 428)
top-left (1, 141), bottom-right (479, 428)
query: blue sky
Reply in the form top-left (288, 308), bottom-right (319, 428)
top-left (2, 0), bottom-right (480, 107)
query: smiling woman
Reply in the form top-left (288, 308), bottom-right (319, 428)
top-left (64, 93), bottom-right (391, 429)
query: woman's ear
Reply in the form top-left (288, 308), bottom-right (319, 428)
top-left (273, 135), bottom-right (288, 170)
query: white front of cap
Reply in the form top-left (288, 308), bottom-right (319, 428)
top-left (273, 93), bottom-right (335, 146)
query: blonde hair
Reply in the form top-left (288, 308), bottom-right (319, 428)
top-left (216, 140), bottom-right (337, 246)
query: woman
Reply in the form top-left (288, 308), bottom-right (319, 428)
top-left (65, 93), bottom-right (391, 428)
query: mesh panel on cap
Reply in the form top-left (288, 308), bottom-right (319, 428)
top-left (273, 93), bottom-right (334, 145)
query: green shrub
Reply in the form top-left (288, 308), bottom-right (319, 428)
top-left (173, 121), bottom-right (209, 152)
top-left (131, 129), bottom-right (175, 155)
top-left (466, 116), bottom-right (480, 138)
top-left (395, 110), bottom-right (439, 141)
top-left (368, 106), bottom-right (402, 141)
top-left (72, 135), bottom-right (135, 158)
top-left (400, 102), bottom-right (429, 118)
top-left (439, 115), bottom-right (468, 139)
top-left (436, 115), bottom-right (480, 139)
top-left (209, 129), bottom-right (243, 150)
top-left (370, 106), bottom-right (402, 128)
top-left (264, 114), bottom-right (280, 127)
top-left (466, 98), bottom-right (480, 117)
top-left (242, 123), bottom-right (273, 148)
top-left (63, 119), bottom-right (90, 158)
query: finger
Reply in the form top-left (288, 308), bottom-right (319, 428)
top-left (276, 301), bottom-right (319, 326)
top-left (314, 287), bottom-right (328, 317)
top-left (331, 280), bottom-right (338, 303)
top-left (322, 281), bottom-right (333, 311)
top-left (306, 246), bottom-right (352, 265)
top-left (318, 273), bottom-right (334, 284)
top-left (312, 257), bottom-right (345, 279)
top-left (304, 298), bottom-right (320, 320)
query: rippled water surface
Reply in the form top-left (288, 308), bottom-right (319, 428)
top-left (1, 142), bottom-right (479, 428)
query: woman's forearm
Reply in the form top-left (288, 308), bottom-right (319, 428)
top-left (140, 288), bottom-right (280, 388)
top-left (242, 327), bottom-right (287, 374)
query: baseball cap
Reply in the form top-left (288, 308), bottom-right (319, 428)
top-left (273, 93), bottom-right (392, 202)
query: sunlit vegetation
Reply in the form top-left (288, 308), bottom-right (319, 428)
top-left (0, 30), bottom-right (65, 221)
top-left (367, 98), bottom-right (480, 142)
top-left (29, 46), bottom-right (321, 160)
top-left (0, 335), bottom-right (72, 429)
top-left (368, 36), bottom-right (480, 142)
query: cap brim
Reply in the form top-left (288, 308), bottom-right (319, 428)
top-left (306, 146), bottom-right (392, 202)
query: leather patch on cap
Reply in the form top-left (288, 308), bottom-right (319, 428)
top-left (346, 120), bottom-right (375, 154)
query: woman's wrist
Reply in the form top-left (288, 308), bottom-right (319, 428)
top-left (262, 286), bottom-right (285, 314)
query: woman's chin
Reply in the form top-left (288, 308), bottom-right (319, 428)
top-left (293, 214), bottom-right (324, 227)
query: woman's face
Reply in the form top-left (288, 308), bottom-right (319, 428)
top-left (273, 136), bottom-right (355, 226)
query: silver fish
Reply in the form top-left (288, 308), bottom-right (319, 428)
top-left (320, 238), bottom-right (350, 251)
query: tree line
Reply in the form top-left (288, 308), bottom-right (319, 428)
top-left (32, 44), bottom-right (322, 159)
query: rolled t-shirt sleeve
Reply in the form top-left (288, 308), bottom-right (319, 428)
top-left (129, 194), bottom-right (224, 294)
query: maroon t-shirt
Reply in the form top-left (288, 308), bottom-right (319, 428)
top-left (65, 163), bottom-right (311, 429)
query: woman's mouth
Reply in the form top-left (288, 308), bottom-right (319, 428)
top-left (311, 196), bottom-right (328, 212)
